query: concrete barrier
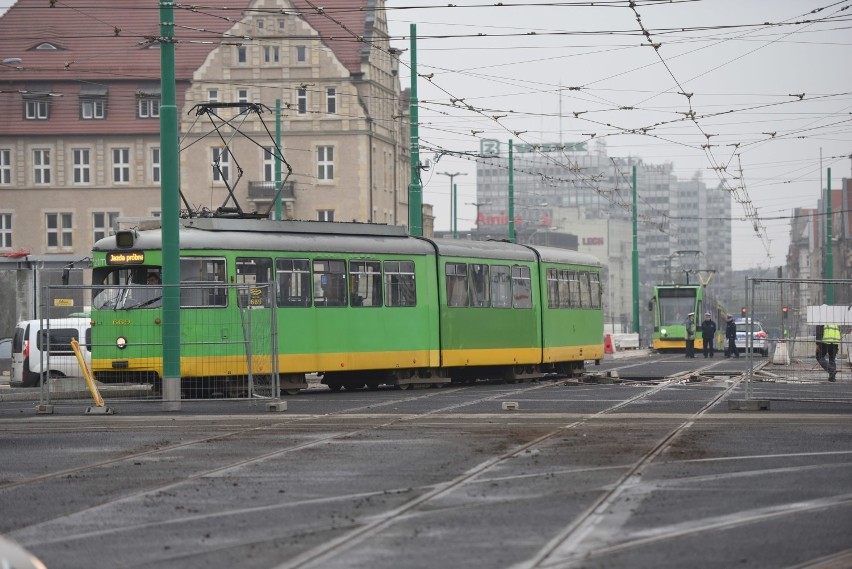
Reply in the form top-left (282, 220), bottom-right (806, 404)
top-left (612, 333), bottom-right (640, 350)
top-left (772, 341), bottom-right (790, 365)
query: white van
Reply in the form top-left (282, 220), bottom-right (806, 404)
top-left (10, 317), bottom-right (91, 388)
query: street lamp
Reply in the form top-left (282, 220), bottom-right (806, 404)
top-left (437, 171), bottom-right (466, 239)
top-left (466, 201), bottom-right (490, 233)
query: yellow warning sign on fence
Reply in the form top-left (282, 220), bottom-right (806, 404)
top-left (53, 298), bottom-right (74, 307)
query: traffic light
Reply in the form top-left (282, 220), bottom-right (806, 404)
top-left (741, 307), bottom-right (747, 316)
top-left (782, 306), bottom-right (789, 318)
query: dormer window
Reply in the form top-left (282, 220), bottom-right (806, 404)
top-left (23, 84), bottom-right (52, 120)
top-left (79, 84), bottom-right (108, 120)
top-left (136, 83), bottom-right (161, 119)
top-left (34, 42), bottom-right (62, 51)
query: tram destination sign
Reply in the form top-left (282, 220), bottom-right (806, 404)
top-left (107, 251), bottom-right (146, 265)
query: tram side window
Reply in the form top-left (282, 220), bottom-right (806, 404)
top-left (558, 270), bottom-right (572, 308)
top-left (589, 272), bottom-right (602, 308)
top-left (236, 257), bottom-right (272, 307)
top-left (276, 259), bottom-right (311, 307)
top-left (568, 271), bottom-right (581, 308)
top-left (546, 269), bottom-right (559, 309)
top-left (470, 264), bottom-right (490, 307)
top-left (491, 265), bottom-right (511, 308)
top-left (445, 263), bottom-right (469, 307)
top-left (579, 271), bottom-right (592, 308)
top-left (180, 258), bottom-right (227, 307)
top-left (512, 265), bottom-right (532, 309)
top-left (313, 259), bottom-right (347, 307)
top-left (384, 260), bottom-right (416, 307)
top-left (349, 260), bottom-right (382, 307)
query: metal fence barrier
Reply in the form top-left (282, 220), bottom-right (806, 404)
top-left (39, 283), bottom-right (281, 406)
top-left (745, 278), bottom-right (852, 404)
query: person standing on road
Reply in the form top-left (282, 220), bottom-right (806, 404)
top-left (684, 312), bottom-right (696, 358)
top-left (816, 324), bottom-right (841, 382)
top-left (724, 315), bottom-right (739, 358)
top-left (701, 312), bottom-right (717, 358)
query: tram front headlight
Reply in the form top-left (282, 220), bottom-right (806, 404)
top-left (660, 328), bottom-right (667, 337)
top-left (116, 336), bottom-right (127, 350)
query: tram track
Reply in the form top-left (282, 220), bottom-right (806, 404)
top-left (268, 378), bottom-right (680, 569)
top-left (521, 377), bottom-right (743, 569)
top-left (5, 366), bottom-right (724, 567)
top-left (5, 355), bottom-right (849, 569)
top-left (3, 376), bottom-right (593, 539)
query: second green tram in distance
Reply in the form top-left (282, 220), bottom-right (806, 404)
top-left (90, 218), bottom-right (605, 395)
top-left (649, 284), bottom-right (705, 351)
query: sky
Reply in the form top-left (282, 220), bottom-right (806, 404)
top-left (384, 0), bottom-right (852, 270)
top-left (1, 1), bottom-right (849, 271)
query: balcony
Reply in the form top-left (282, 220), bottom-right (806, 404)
top-left (248, 181), bottom-right (295, 203)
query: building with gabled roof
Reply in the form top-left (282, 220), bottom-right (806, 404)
top-left (0, 0), bottom-right (412, 260)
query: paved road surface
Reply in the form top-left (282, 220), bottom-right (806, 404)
top-left (1, 366), bottom-right (851, 569)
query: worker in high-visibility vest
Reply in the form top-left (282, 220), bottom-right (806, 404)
top-left (816, 324), bottom-right (841, 382)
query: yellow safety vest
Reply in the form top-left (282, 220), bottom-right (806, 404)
top-left (823, 325), bottom-right (841, 344)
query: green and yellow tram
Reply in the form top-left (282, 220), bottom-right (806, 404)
top-left (649, 284), bottom-right (705, 351)
top-left (90, 218), bottom-right (604, 394)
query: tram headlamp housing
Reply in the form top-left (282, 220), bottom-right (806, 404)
top-left (660, 328), bottom-right (667, 337)
top-left (116, 337), bottom-right (127, 350)
top-left (115, 230), bottom-right (136, 249)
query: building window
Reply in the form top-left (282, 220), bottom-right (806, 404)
top-left (263, 147), bottom-right (275, 182)
top-left (236, 45), bottom-right (247, 64)
top-left (278, 18), bottom-right (285, 30)
top-left (151, 147), bottom-right (161, 184)
top-left (46, 212), bottom-right (73, 249)
top-left (93, 211), bottom-right (119, 243)
top-left (33, 149), bottom-right (51, 184)
top-left (25, 100), bottom-right (49, 120)
top-left (263, 45), bottom-right (279, 63)
top-left (80, 99), bottom-right (106, 119)
top-left (0, 149), bottom-right (10, 185)
top-left (326, 87), bottom-right (336, 114)
top-left (297, 88), bottom-right (307, 114)
top-left (137, 98), bottom-right (160, 118)
top-left (208, 89), bottom-right (219, 103)
top-left (317, 146), bottom-right (334, 181)
top-left (296, 45), bottom-right (306, 62)
top-left (0, 213), bottom-right (12, 249)
top-left (256, 18), bottom-right (265, 30)
top-left (237, 89), bottom-right (249, 104)
top-left (72, 149), bottom-right (90, 184)
top-left (317, 210), bottom-right (334, 222)
top-left (112, 148), bottom-right (130, 183)
top-left (212, 147), bottom-right (229, 182)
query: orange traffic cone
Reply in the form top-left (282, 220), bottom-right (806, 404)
top-left (604, 334), bottom-right (616, 354)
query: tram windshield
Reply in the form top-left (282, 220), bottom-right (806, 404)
top-left (657, 289), bottom-right (697, 326)
top-left (92, 266), bottom-right (162, 310)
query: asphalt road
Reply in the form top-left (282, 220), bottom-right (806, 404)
top-left (1, 352), bottom-right (851, 569)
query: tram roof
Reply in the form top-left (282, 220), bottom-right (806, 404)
top-left (93, 218), bottom-right (432, 256)
top-left (92, 218), bottom-right (602, 267)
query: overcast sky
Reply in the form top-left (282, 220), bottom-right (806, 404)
top-left (386, 0), bottom-right (852, 270)
top-left (1, 1), bottom-right (849, 271)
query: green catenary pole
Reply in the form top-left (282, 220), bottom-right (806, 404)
top-left (275, 98), bottom-right (282, 221)
top-left (632, 164), bottom-right (639, 335)
top-left (408, 24), bottom-right (422, 236)
top-left (826, 167), bottom-right (833, 303)
top-left (508, 139), bottom-right (515, 243)
top-left (159, 0), bottom-right (181, 411)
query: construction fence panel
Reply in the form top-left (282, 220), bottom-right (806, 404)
top-left (40, 283), bottom-right (279, 405)
top-left (746, 278), bottom-right (852, 404)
